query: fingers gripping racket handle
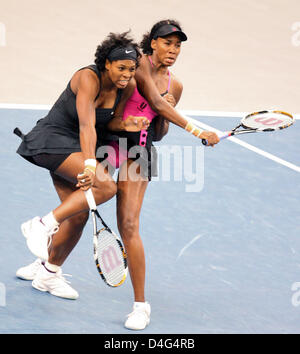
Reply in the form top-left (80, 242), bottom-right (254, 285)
top-left (84, 188), bottom-right (97, 211)
top-left (84, 188), bottom-right (110, 229)
top-left (201, 132), bottom-right (231, 146)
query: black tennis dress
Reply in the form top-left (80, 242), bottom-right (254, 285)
top-left (16, 65), bottom-right (123, 171)
top-left (16, 64), bottom-right (158, 178)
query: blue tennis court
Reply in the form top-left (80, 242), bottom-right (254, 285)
top-left (0, 108), bottom-right (299, 334)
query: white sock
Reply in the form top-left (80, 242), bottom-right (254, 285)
top-left (44, 261), bottom-right (60, 273)
top-left (41, 212), bottom-right (59, 230)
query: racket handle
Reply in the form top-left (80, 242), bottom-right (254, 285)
top-left (84, 188), bottom-right (97, 211)
top-left (201, 132), bottom-right (231, 146)
top-left (219, 132), bottom-right (231, 140)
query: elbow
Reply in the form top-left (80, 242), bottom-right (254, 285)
top-left (79, 123), bottom-right (97, 138)
top-left (149, 96), bottom-right (165, 115)
top-left (80, 123), bottom-right (94, 132)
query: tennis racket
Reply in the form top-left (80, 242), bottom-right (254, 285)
top-left (201, 110), bottom-right (295, 145)
top-left (84, 188), bottom-right (128, 287)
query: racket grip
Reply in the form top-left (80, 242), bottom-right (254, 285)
top-left (219, 132), bottom-right (231, 140)
top-left (84, 188), bottom-right (97, 211)
top-left (201, 132), bottom-right (230, 146)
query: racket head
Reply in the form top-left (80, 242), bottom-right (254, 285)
top-left (241, 110), bottom-right (294, 132)
top-left (93, 226), bottom-right (128, 287)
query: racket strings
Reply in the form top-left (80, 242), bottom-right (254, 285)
top-left (242, 111), bottom-right (294, 131)
top-left (95, 229), bottom-right (126, 286)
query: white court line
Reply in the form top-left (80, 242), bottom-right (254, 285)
top-left (181, 110), bottom-right (300, 120)
top-left (0, 104), bottom-right (299, 119)
top-left (180, 110), bottom-right (248, 118)
top-left (1, 103), bottom-right (299, 172)
top-left (185, 115), bottom-right (300, 174)
top-left (0, 103), bottom-right (51, 110)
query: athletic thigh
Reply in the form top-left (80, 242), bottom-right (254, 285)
top-left (54, 151), bottom-right (115, 188)
top-left (50, 171), bottom-right (77, 200)
top-left (117, 160), bottom-right (149, 232)
top-left (50, 172), bottom-right (89, 225)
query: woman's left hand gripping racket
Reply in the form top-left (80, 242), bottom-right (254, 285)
top-left (84, 188), bottom-right (128, 287)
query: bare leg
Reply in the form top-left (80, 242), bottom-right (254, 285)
top-left (44, 152), bottom-right (115, 265)
top-left (116, 160), bottom-right (149, 302)
top-left (50, 152), bottom-right (117, 223)
top-left (47, 173), bottom-right (89, 266)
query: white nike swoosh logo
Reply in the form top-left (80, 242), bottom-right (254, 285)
top-left (125, 50), bottom-right (134, 54)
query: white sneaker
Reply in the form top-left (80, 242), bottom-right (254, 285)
top-left (124, 302), bottom-right (151, 330)
top-left (16, 258), bottom-right (42, 280)
top-left (32, 263), bottom-right (79, 300)
top-left (21, 216), bottom-right (59, 261)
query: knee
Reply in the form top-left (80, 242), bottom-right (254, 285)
top-left (69, 211), bottom-right (89, 229)
top-left (93, 181), bottom-right (117, 205)
top-left (107, 182), bottom-right (117, 199)
top-left (118, 216), bottom-right (139, 241)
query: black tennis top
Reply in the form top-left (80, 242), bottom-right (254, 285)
top-left (17, 65), bottom-right (123, 156)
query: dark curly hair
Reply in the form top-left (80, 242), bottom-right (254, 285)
top-left (94, 31), bottom-right (141, 72)
top-left (140, 19), bottom-right (184, 55)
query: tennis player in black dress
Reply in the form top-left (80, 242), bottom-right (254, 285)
top-left (15, 31), bottom-right (148, 299)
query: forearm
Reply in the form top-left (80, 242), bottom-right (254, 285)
top-left (150, 96), bottom-right (187, 128)
top-left (107, 116), bottom-right (126, 131)
top-left (79, 125), bottom-right (97, 160)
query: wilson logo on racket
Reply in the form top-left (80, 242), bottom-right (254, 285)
top-left (101, 246), bottom-right (122, 273)
top-left (253, 117), bottom-right (283, 126)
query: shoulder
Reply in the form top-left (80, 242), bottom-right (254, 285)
top-left (135, 55), bottom-right (152, 81)
top-left (78, 68), bottom-right (100, 87)
top-left (170, 72), bottom-right (183, 93)
top-left (168, 72), bottom-right (183, 104)
top-left (71, 67), bottom-right (100, 95)
top-left (139, 54), bottom-right (151, 69)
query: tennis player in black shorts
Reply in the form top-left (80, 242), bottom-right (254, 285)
top-left (15, 31), bottom-right (148, 299)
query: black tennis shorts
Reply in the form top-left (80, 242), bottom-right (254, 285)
top-left (20, 153), bottom-right (70, 172)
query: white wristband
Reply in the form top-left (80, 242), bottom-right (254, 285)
top-left (185, 122), bottom-right (204, 137)
top-left (84, 159), bottom-right (97, 167)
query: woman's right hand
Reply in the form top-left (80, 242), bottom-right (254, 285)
top-left (199, 131), bottom-right (220, 147)
top-left (76, 168), bottom-right (95, 191)
top-left (123, 115), bottom-right (150, 132)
